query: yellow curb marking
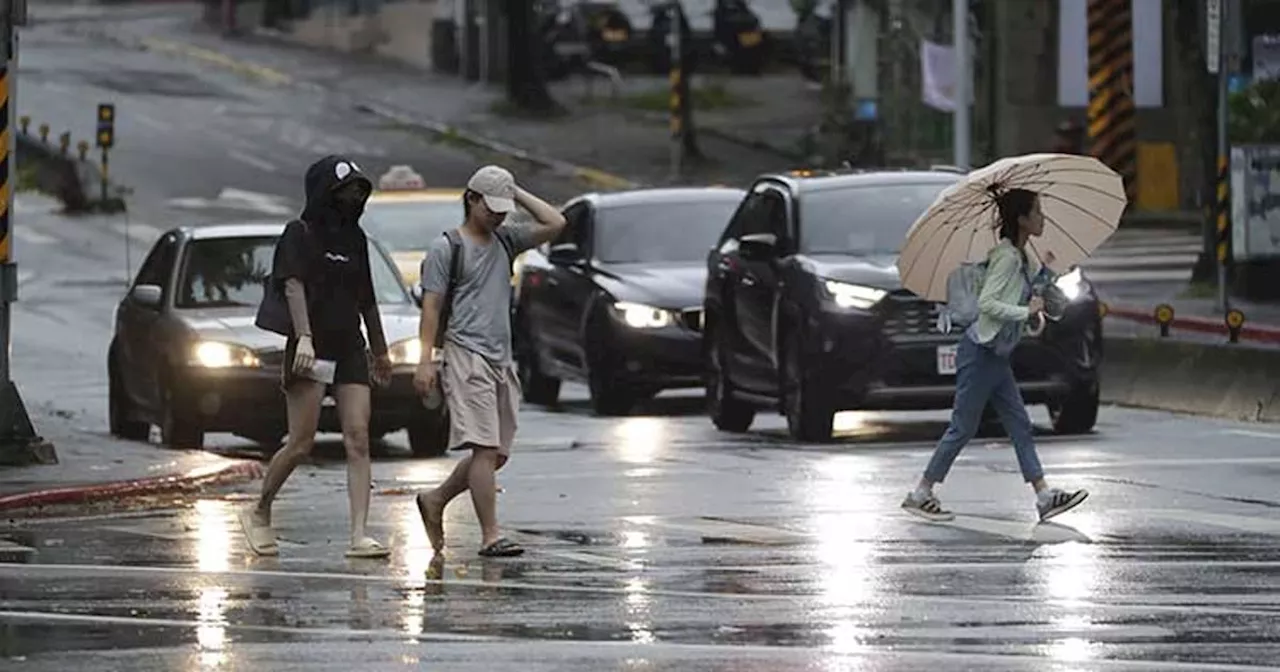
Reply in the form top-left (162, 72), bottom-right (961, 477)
top-left (140, 37), bottom-right (293, 86)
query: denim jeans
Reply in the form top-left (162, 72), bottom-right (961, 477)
top-left (923, 336), bottom-right (1045, 484)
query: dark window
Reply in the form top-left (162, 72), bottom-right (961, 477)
top-left (798, 182), bottom-right (951, 254)
top-left (593, 198), bottom-right (742, 264)
top-left (134, 233), bottom-right (179, 289)
top-left (362, 200), bottom-right (460, 251)
top-left (174, 236), bottom-right (408, 309)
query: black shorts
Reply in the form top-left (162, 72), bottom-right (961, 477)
top-left (281, 336), bottom-right (370, 391)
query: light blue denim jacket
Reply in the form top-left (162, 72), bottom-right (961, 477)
top-left (964, 241), bottom-right (1054, 357)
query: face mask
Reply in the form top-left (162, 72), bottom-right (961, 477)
top-left (332, 183), bottom-right (368, 220)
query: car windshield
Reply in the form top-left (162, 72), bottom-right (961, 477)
top-left (799, 182), bottom-right (952, 254)
top-left (362, 200), bottom-right (459, 250)
top-left (594, 199), bottom-right (740, 263)
top-left (175, 236), bottom-right (408, 309)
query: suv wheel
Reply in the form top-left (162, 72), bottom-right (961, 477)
top-left (108, 351), bottom-right (150, 441)
top-left (519, 350), bottom-right (561, 406)
top-left (161, 382), bottom-right (204, 450)
top-left (588, 363), bottom-right (635, 416)
top-left (783, 333), bottom-right (834, 442)
top-left (707, 332), bottom-right (754, 432)
top-left (1050, 380), bottom-right (1100, 434)
top-left (408, 409), bottom-right (451, 458)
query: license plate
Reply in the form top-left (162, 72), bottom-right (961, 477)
top-left (602, 28), bottom-right (627, 42)
top-left (322, 396), bottom-right (336, 407)
top-left (738, 30), bottom-right (762, 47)
top-left (936, 344), bottom-right (958, 375)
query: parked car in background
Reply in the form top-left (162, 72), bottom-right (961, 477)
top-left (514, 186), bottom-right (746, 415)
top-left (107, 223), bottom-right (450, 457)
top-left (703, 169), bottom-right (1103, 442)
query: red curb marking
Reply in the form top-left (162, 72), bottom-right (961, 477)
top-left (0, 460), bottom-right (265, 511)
top-left (1107, 306), bottom-right (1280, 345)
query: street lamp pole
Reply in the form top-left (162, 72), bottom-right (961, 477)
top-left (952, 0), bottom-right (970, 170)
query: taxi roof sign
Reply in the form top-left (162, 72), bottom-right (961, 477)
top-left (378, 165), bottom-right (426, 191)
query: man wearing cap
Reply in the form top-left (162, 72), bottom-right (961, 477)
top-left (413, 165), bottom-right (566, 557)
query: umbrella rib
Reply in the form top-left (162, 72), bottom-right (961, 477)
top-left (920, 213), bottom-right (970, 300)
top-left (1037, 191), bottom-right (1123, 234)
top-left (1040, 210), bottom-right (1093, 259)
top-left (1021, 177), bottom-right (1129, 205)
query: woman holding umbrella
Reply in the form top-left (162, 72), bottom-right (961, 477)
top-left (895, 154), bottom-right (1126, 523)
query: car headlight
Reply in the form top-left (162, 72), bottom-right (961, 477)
top-left (387, 337), bottom-right (423, 366)
top-left (1054, 268), bottom-right (1086, 301)
top-left (190, 341), bottom-right (261, 368)
top-left (823, 280), bottom-right (888, 310)
top-left (612, 301), bottom-right (673, 329)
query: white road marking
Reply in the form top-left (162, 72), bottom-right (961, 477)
top-left (1078, 268), bottom-right (1191, 283)
top-left (0, 540), bottom-right (36, 555)
top-left (132, 112), bottom-right (173, 132)
top-left (910, 514), bottom-right (1093, 543)
top-left (1225, 429), bottom-right (1280, 440)
top-left (623, 515), bottom-right (809, 545)
top-left (227, 149), bottom-right (278, 173)
top-left (16, 269), bottom-right (34, 286)
top-left (15, 228), bottom-right (57, 245)
top-left (1047, 455), bottom-right (1280, 470)
top-left (1082, 253), bottom-right (1199, 268)
top-left (536, 547), bottom-right (639, 571)
top-left (1145, 509), bottom-right (1280, 536)
top-left (0, 612), bottom-right (1275, 670)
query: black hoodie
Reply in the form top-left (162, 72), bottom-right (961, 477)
top-left (271, 155), bottom-right (377, 351)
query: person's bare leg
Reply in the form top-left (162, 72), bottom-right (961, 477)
top-left (335, 383), bottom-right (375, 546)
top-left (418, 453), bottom-right (471, 552)
top-left (254, 380), bottom-right (325, 526)
top-left (467, 447), bottom-right (502, 548)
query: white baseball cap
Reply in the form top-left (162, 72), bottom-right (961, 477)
top-left (466, 165), bottom-right (517, 214)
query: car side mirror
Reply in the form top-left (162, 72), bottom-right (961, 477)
top-left (737, 233), bottom-right (778, 261)
top-left (548, 242), bottom-right (585, 266)
top-left (129, 284), bottom-right (163, 308)
top-left (410, 285), bottom-right (424, 307)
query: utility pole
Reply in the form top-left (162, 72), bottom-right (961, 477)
top-left (667, 0), bottom-right (699, 180)
top-left (952, 0), bottom-right (970, 170)
top-left (1210, 0), bottom-right (1230, 312)
top-left (0, 0), bottom-right (55, 466)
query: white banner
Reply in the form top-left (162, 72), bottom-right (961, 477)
top-left (920, 39), bottom-right (973, 112)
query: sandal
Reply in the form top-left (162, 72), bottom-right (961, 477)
top-left (346, 536), bottom-right (391, 559)
top-left (239, 508), bottom-right (279, 556)
top-left (478, 537), bottom-right (524, 557)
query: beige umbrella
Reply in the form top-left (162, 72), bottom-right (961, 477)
top-left (897, 153), bottom-right (1127, 302)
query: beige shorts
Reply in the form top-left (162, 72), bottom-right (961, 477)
top-left (440, 341), bottom-right (520, 456)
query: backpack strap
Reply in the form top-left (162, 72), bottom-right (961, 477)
top-left (494, 228), bottom-right (517, 275)
top-left (436, 229), bottom-right (464, 349)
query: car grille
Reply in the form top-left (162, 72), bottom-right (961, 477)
top-left (257, 349), bottom-right (286, 369)
top-left (677, 307), bottom-right (703, 332)
top-left (880, 291), bottom-right (944, 342)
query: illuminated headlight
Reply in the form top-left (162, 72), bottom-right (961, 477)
top-left (1054, 268), bottom-right (1086, 301)
top-left (823, 280), bottom-right (888, 310)
top-left (387, 338), bottom-right (423, 366)
top-left (612, 301), bottom-right (673, 329)
top-left (190, 341), bottom-right (261, 368)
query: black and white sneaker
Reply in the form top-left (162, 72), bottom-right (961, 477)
top-left (1037, 488), bottom-right (1089, 522)
top-left (901, 492), bottom-right (955, 522)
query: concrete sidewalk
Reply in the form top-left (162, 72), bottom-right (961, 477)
top-left (67, 5), bottom-right (816, 190)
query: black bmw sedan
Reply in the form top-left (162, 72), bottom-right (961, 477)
top-left (514, 186), bottom-right (745, 415)
top-left (107, 223), bottom-right (449, 456)
top-left (703, 169), bottom-right (1103, 442)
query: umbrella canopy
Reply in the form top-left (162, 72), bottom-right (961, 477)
top-left (897, 153), bottom-right (1127, 302)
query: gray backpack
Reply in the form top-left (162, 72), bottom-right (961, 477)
top-left (936, 260), bottom-right (988, 334)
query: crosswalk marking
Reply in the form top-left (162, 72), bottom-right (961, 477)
top-left (1081, 228), bottom-right (1202, 285)
top-left (15, 228), bottom-right (57, 245)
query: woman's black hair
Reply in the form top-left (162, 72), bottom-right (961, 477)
top-left (993, 187), bottom-right (1038, 240)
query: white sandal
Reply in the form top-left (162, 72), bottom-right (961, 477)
top-left (345, 536), bottom-right (391, 559)
top-left (239, 508), bottom-right (279, 556)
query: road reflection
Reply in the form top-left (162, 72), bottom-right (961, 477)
top-left (190, 499), bottom-right (231, 670)
top-left (613, 417), bottom-right (665, 465)
top-left (805, 455), bottom-right (883, 662)
top-left (1035, 525), bottom-right (1105, 667)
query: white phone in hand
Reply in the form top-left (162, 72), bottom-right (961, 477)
top-left (304, 359), bottom-right (336, 385)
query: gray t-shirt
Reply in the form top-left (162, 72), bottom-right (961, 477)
top-left (420, 223), bottom-right (540, 365)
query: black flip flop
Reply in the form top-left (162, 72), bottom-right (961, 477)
top-left (478, 537), bottom-right (524, 557)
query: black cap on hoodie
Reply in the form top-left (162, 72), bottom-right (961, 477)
top-left (301, 155), bottom-right (373, 229)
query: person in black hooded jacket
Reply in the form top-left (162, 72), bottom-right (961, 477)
top-left (241, 155), bottom-right (393, 559)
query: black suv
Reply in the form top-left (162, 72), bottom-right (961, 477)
top-left (702, 170), bottom-right (1103, 442)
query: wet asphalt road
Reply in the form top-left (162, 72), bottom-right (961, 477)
top-left (4, 8), bottom-right (1280, 672)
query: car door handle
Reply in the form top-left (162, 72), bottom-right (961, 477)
top-left (740, 275), bottom-right (757, 287)
top-left (546, 275), bottom-right (560, 286)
